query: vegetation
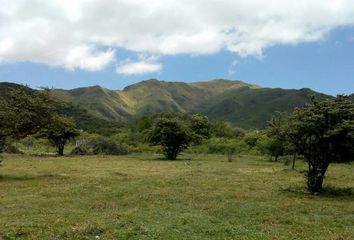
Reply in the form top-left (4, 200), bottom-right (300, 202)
top-left (0, 154), bottom-right (353, 239)
top-left (285, 96), bottom-right (354, 193)
top-left (0, 86), bottom-right (54, 152)
top-left (72, 137), bottom-right (128, 156)
top-left (40, 115), bottom-right (79, 156)
top-left (149, 117), bottom-right (193, 160)
top-left (1, 81), bottom-right (354, 238)
top-left (41, 80), bottom-right (331, 129)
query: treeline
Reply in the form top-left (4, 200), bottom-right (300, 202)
top-left (0, 85), bottom-right (291, 159)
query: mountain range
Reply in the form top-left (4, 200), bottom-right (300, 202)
top-left (1, 79), bottom-right (351, 129)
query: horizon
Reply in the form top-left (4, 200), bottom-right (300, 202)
top-left (1, 1), bottom-right (354, 95)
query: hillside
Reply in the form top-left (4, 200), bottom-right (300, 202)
top-left (1, 79), bottom-right (344, 129)
top-left (0, 82), bottom-right (123, 132)
top-left (193, 87), bottom-right (330, 128)
top-left (49, 79), bottom-right (335, 128)
top-left (50, 79), bottom-right (257, 121)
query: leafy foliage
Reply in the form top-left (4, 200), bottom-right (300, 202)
top-left (40, 115), bottom-right (79, 156)
top-left (0, 86), bottom-right (54, 152)
top-left (286, 95), bottom-right (354, 193)
top-left (71, 137), bottom-right (128, 155)
top-left (149, 117), bottom-right (193, 160)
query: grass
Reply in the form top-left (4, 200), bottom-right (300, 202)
top-left (0, 154), bottom-right (353, 239)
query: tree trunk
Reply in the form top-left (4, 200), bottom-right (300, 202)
top-left (165, 146), bottom-right (179, 160)
top-left (307, 163), bottom-right (328, 193)
top-left (227, 149), bottom-right (234, 162)
top-left (57, 144), bottom-right (64, 156)
top-left (292, 154), bottom-right (296, 170)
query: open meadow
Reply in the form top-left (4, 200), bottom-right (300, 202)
top-left (0, 154), bottom-right (353, 240)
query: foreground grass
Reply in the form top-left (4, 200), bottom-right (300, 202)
top-left (0, 154), bottom-right (353, 240)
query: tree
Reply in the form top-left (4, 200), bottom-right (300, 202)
top-left (0, 86), bottom-right (54, 152)
top-left (258, 136), bottom-right (285, 161)
top-left (190, 114), bottom-right (211, 144)
top-left (41, 115), bottom-right (79, 156)
top-left (264, 112), bottom-right (292, 162)
top-left (149, 117), bottom-right (193, 160)
top-left (211, 119), bottom-right (245, 139)
top-left (286, 96), bottom-right (354, 193)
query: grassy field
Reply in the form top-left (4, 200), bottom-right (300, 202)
top-left (0, 154), bottom-right (353, 240)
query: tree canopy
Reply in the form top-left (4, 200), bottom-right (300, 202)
top-left (0, 86), bottom-right (54, 152)
top-left (40, 115), bottom-right (79, 156)
top-left (149, 117), bottom-right (193, 160)
top-left (285, 96), bottom-right (354, 193)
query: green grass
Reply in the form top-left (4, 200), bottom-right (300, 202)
top-left (0, 154), bottom-right (353, 239)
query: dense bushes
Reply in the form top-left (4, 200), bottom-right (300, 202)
top-left (71, 137), bottom-right (128, 155)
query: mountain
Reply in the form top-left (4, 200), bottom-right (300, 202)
top-left (0, 82), bottom-right (123, 132)
top-left (48, 79), bottom-right (335, 129)
top-left (50, 79), bottom-right (258, 121)
top-left (193, 87), bottom-right (330, 128)
top-left (1, 79), bottom-right (345, 129)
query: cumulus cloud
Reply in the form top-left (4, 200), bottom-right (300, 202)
top-left (116, 56), bottom-right (162, 75)
top-left (1, 0), bottom-right (354, 72)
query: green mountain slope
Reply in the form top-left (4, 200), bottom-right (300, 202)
top-left (2, 80), bottom-right (347, 129)
top-left (51, 85), bottom-right (131, 121)
top-left (50, 79), bottom-right (256, 121)
top-left (0, 82), bottom-right (122, 132)
top-left (193, 87), bottom-right (331, 129)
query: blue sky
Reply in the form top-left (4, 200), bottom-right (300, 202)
top-left (0, 1), bottom-right (354, 95)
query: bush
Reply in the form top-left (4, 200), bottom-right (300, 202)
top-left (91, 138), bottom-right (128, 155)
top-left (71, 144), bottom-right (92, 155)
top-left (71, 137), bottom-right (128, 155)
top-left (3, 144), bottom-right (23, 154)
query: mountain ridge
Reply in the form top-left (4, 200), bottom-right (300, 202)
top-left (1, 79), bottom-right (346, 129)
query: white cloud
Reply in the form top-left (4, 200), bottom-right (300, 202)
top-left (116, 56), bottom-right (162, 75)
top-left (1, 0), bottom-right (354, 71)
top-left (228, 60), bottom-right (239, 76)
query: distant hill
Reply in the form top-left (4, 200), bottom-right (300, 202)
top-left (193, 87), bottom-right (330, 128)
top-left (2, 79), bottom-right (348, 129)
top-left (0, 82), bottom-right (123, 132)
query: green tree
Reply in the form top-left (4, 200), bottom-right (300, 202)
top-left (149, 117), bottom-right (193, 160)
top-left (190, 114), bottom-right (211, 144)
top-left (263, 113), bottom-right (291, 161)
top-left (41, 115), bottom-right (79, 156)
top-left (211, 119), bottom-right (245, 139)
top-left (286, 96), bottom-right (354, 193)
top-left (264, 138), bottom-right (285, 161)
top-left (0, 86), bottom-right (54, 152)
top-left (243, 130), bottom-right (261, 150)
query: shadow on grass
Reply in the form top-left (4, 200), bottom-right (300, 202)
top-left (0, 173), bottom-right (66, 181)
top-left (141, 153), bottom-right (192, 161)
top-left (153, 156), bottom-right (192, 161)
top-left (321, 186), bottom-right (354, 197)
top-left (280, 185), bottom-right (354, 198)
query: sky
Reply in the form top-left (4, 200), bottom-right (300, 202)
top-left (0, 0), bottom-right (354, 95)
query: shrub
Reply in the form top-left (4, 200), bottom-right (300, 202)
top-left (3, 144), bottom-right (23, 154)
top-left (71, 137), bottom-right (128, 155)
top-left (91, 138), bottom-right (128, 155)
